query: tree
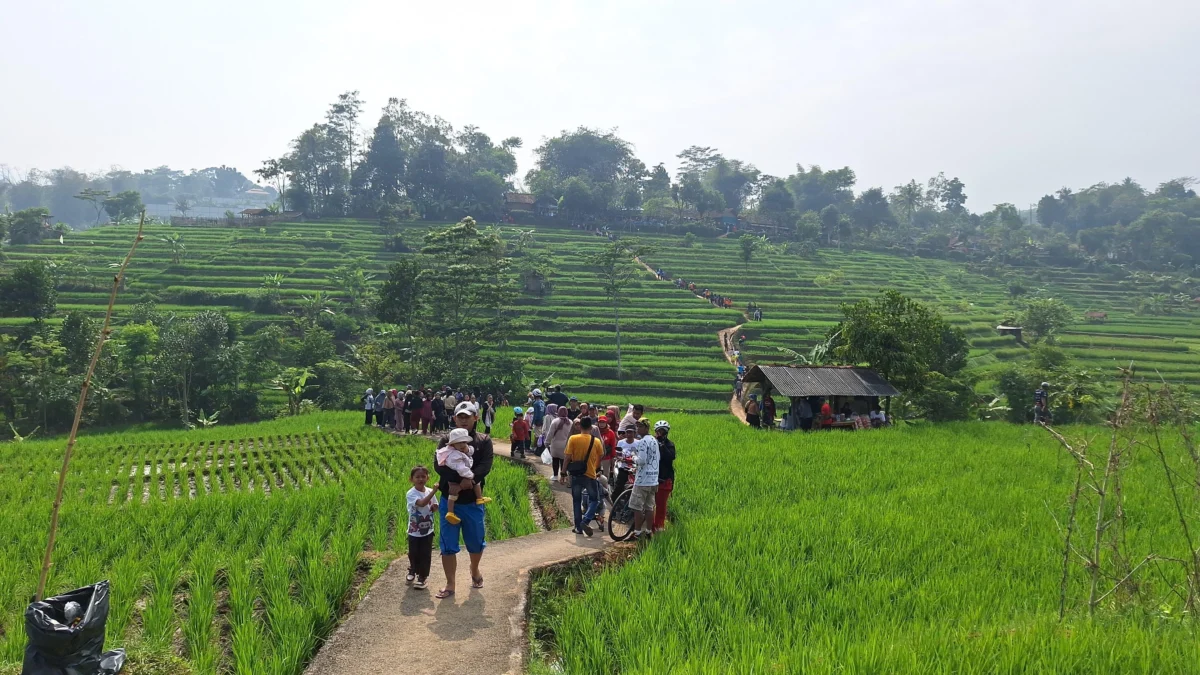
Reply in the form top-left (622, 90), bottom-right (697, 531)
top-left (73, 188), bottom-right (110, 226)
top-left (58, 312), bottom-right (97, 374)
top-left (588, 238), bottom-right (655, 383)
top-left (645, 163), bottom-right (671, 199)
top-left (102, 191), bottom-right (144, 222)
top-left (7, 207), bottom-right (52, 244)
top-left (273, 367), bottom-right (317, 417)
top-left (375, 258), bottom-right (424, 329)
top-left (852, 187), bottom-right (895, 233)
top-left (328, 259), bottom-right (376, 314)
top-left (1020, 297), bottom-right (1074, 343)
top-left (942, 177), bottom-right (967, 212)
top-left (174, 195), bottom-right (192, 216)
top-left (526, 127), bottom-right (638, 218)
top-left (891, 180), bottom-right (925, 225)
top-left (676, 146), bottom-right (722, 176)
top-left (758, 178), bottom-right (794, 226)
top-left (739, 233), bottom-right (762, 263)
top-left (828, 290), bottom-right (968, 402)
top-left (1036, 193), bottom-right (1067, 227)
top-left (819, 205), bottom-right (841, 245)
top-left (159, 233), bottom-right (186, 264)
top-left (706, 158), bottom-right (759, 216)
top-left (0, 260), bottom-right (57, 319)
top-left (254, 159), bottom-right (288, 210)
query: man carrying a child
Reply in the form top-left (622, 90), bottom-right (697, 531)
top-left (432, 401), bottom-right (493, 599)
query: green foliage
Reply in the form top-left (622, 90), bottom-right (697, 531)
top-left (829, 290), bottom-right (968, 396)
top-left (995, 346), bottom-right (1103, 424)
top-left (6, 207), bottom-right (52, 245)
top-left (102, 190), bottom-right (143, 222)
top-left (1020, 297), bottom-right (1074, 343)
top-left (0, 260), bottom-right (57, 319)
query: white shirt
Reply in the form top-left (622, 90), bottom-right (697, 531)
top-left (616, 438), bottom-right (638, 471)
top-left (632, 436), bottom-right (660, 487)
top-left (406, 487), bottom-right (438, 537)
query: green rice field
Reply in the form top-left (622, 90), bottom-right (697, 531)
top-left (0, 412), bottom-right (535, 674)
top-left (531, 415), bottom-right (1200, 674)
top-left (4, 218), bottom-right (1199, 411)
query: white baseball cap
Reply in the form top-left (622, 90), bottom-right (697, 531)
top-left (453, 401), bottom-right (478, 417)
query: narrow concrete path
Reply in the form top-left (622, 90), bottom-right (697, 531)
top-left (306, 439), bottom-right (611, 675)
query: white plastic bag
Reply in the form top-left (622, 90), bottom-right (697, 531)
top-left (541, 449), bottom-right (553, 465)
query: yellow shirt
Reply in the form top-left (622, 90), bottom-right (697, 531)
top-left (565, 433), bottom-right (602, 478)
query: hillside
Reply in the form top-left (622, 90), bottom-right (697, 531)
top-left (4, 218), bottom-right (1197, 414)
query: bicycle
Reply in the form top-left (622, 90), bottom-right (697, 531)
top-left (606, 486), bottom-right (637, 541)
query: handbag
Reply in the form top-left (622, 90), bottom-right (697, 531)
top-left (567, 437), bottom-right (597, 477)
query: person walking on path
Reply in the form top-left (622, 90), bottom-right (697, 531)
top-left (652, 420), bottom-right (676, 532)
top-left (362, 389), bottom-right (375, 425)
top-left (530, 389), bottom-right (546, 428)
top-left (564, 416), bottom-right (602, 536)
top-left (539, 402), bottom-right (558, 457)
top-left (382, 389), bottom-right (395, 428)
top-left (434, 401), bottom-right (493, 599)
top-left (631, 419), bottom-right (661, 540)
top-left (547, 406), bottom-right (573, 483)
top-left (510, 407), bottom-right (530, 459)
top-left (405, 466), bottom-right (437, 589)
top-left (373, 388), bottom-right (386, 427)
top-left (430, 392), bottom-right (446, 433)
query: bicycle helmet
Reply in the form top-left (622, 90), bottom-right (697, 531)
top-left (532, 388), bottom-right (543, 397)
top-left (514, 406), bottom-right (523, 415)
top-left (654, 420), bottom-right (671, 432)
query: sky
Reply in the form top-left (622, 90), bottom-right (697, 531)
top-left (2, 0), bottom-right (1198, 210)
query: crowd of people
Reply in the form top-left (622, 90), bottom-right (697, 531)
top-left (363, 386), bottom-right (504, 435)
top-left (745, 394), bottom-right (889, 431)
top-left (404, 384), bottom-right (678, 597)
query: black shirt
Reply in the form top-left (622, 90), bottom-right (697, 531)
top-left (548, 391), bottom-right (569, 407)
top-left (431, 397), bottom-right (444, 416)
top-left (435, 432), bottom-right (494, 505)
top-left (657, 437), bottom-right (676, 482)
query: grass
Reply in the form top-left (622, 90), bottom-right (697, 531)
top-left (0, 411), bottom-right (534, 674)
top-left (531, 415), bottom-right (1200, 673)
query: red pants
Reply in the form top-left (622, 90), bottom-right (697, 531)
top-left (654, 480), bottom-right (673, 531)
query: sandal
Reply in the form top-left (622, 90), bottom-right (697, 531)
top-left (471, 576), bottom-right (484, 589)
top-left (435, 588), bottom-right (455, 599)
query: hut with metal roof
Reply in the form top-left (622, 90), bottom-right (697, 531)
top-left (742, 365), bottom-right (900, 428)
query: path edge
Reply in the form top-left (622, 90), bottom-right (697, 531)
top-left (505, 549), bottom-right (610, 675)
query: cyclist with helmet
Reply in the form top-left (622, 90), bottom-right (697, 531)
top-left (652, 420), bottom-right (676, 532)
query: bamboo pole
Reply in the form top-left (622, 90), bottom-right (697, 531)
top-left (34, 212), bottom-right (145, 601)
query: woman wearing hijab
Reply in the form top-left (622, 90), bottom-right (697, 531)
top-left (373, 387), bottom-right (386, 427)
top-left (547, 405), bottom-right (573, 483)
top-left (382, 389), bottom-right (395, 428)
top-left (409, 389), bottom-right (424, 435)
top-left (394, 390), bottom-right (405, 432)
top-left (539, 403), bottom-right (558, 456)
top-left (362, 388), bottom-right (375, 425)
top-left (420, 391), bottom-right (434, 434)
top-left (482, 394), bottom-right (496, 435)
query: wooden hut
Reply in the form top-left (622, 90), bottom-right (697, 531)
top-left (742, 364), bottom-right (900, 424)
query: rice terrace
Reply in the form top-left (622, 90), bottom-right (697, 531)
top-left (4, 5), bottom-right (1200, 674)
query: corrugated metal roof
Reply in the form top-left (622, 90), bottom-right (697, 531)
top-left (743, 365), bottom-right (900, 398)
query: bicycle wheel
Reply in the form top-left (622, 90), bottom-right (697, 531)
top-left (607, 488), bottom-right (636, 541)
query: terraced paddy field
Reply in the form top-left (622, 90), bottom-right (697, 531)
top-left (0, 412), bottom-right (535, 674)
top-left (531, 415), bottom-right (1200, 673)
top-left (5, 219), bottom-right (1199, 410)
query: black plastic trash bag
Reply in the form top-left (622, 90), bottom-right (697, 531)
top-left (23, 580), bottom-right (126, 675)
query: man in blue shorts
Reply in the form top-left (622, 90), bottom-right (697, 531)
top-left (433, 401), bottom-right (493, 599)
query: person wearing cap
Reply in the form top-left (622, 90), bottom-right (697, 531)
top-left (566, 397), bottom-right (581, 420)
top-left (614, 425), bottom-right (638, 497)
top-left (510, 407), bottom-right (531, 458)
top-left (564, 416), bottom-right (603, 536)
top-left (433, 400), bottom-right (494, 599)
top-left (548, 385), bottom-right (568, 408)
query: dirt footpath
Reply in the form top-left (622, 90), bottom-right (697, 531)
top-left (305, 440), bottom-right (608, 675)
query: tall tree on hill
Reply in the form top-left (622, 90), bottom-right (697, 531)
top-left (891, 180), bottom-right (926, 225)
top-left (6, 207), bottom-right (52, 244)
top-left (102, 191), bottom-right (143, 223)
top-left (526, 127), bottom-right (638, 219)
top-left (0, 260), bottom-right (58, 319)
top-left (254, 159), bottom-right (288, 210)
top-left (827, 290), bottom-right (968, 408)
top-left (588, 238), bottom-right (655, 384)
top-left (73, 188), bottom-right (110, 226)
top-left (326, 90), bottom-right (364, 178)
top-left (758, 178), bottom-right (795, 227)
top-left (785, 164), bottom-right (856, 214)
top-left (851, 187), bottom-right (895, 234)
top-left (707, 158), bottom-right (760, 217)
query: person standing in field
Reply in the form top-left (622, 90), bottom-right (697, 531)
top-left (420, 391), bottom-right (434, 434)
top-left (566, 397), bottom-right (582, 420)
top-left (745, 395), bottom-right (760, 428)
top-left (539, 402), bottom-right (558, 457)
top-left (434, 401), bottom-right (493, 600)
top-left (652, 420), bottom-right (676, 532)
top-left (382, 389), bottom-right (396, 429)
top-left (596, 415), bottom-right (617, 481)
top-left (564, 416), bottom-right (602, 536)
top-left (630, 419), bottom-right (660, 540)
top-left (363, 388), bottom-right (375, 425)
top-left (431, 392), bottom-right (446, 433)
top-left (547, 406), bottom-right (573, 483)
top-left (1034, 382), bottom-right (1051, 423)
top-left (614, 425), bottom-right (638, 497)
top-left (762, 394), bottom-right (776, 430)
top-left (373, 388), bottom-right (386, 427)
top-left (820, 398), bottom-right (834, 430)
top-left (406, 465), bottom-right (437, 589)
top-left (548, 385), bottom-right (569, 408)
top-left (443, 390), bottom-right (458, 429)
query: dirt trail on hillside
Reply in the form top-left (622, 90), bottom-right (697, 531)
top-left (306, 440), bottom-right (610, 675)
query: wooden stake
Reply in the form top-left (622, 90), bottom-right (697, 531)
top-left (34, 212), bottom-right (145, 601)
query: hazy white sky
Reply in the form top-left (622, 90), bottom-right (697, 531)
top-left (3, 0), bottom-right (1197, 209)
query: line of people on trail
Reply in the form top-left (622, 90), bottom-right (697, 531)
top-left (404, 385), bottom-right (679, 597)
top-left (363, 386), bottom-right (503, 435)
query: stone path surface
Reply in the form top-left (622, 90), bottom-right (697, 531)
top-left (305, 439), bottom-right (608, 675)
